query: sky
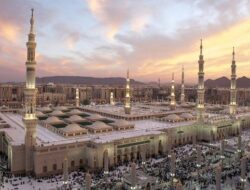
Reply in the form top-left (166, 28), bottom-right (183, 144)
top-left (0, 0), bottom-right (250, 84)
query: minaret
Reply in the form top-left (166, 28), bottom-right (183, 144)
top-left (180, 66), bottom-right (185, 104)
top-left (22, 8), bottom-right (38, 174)
top-left (141, 145), bottom-right (146, 172)
top-left (170, 151), bottom-right (176, 177)
top-left (63, 156), bottom-right (69, 187)
top-left (240, 157), bottom-right (247, 189)
top-left (216, 165), bottom-right (222, 190)
top-left (196, 145), bottom-right (202, 168)
top-left (110, 91), bottom-right (115, 105)
top-left (104, 150), bottom-right (109, 175)
top-left (170, 73), bottom-right (176, 110)
top-left (124, 69), bottom-right (131, 114)
top-left (75, 88), bottom-right (79, 107)
top-left (131, 162), bottom-right (136, 188)
top-left (229, 47), bottom-right (237, 116)
top-left (86, 172), bottom-right (92, 190)
top-left (197, 39), bottom-right (205, 123)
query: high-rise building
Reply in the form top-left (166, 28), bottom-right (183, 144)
top-left (22, 9), bottom-right (38, 173)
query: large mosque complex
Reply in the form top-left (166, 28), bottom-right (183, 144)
top-left (0, 10), bottom-right (250, 184)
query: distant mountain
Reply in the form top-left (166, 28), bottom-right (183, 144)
top-left (36, 76), bottom-right (144, 85)
top-left (205, 76), bottom-right (250, 88)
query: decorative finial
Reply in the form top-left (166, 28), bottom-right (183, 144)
top-left (30, 8), bottom-right (34, 33)
top-left (232, 47), bottom-right (235, 61)
top-left (127, 69), bottom-right (129, 79)
top-left (172, 72), bottom-right (174, 80)
top-left (200, 39), bottom-right (203, 55)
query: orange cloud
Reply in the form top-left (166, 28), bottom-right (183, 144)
top-left (86, 0), bottom-right (151, 38)
top-left (87, 0), bottom-right (119, 38)
top-left (135, 18), bottom-right (250, 83)
top-left (0, 20), bottom-right (20, 43)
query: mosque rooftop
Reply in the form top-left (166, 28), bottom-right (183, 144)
top-left (0, 108), bottom-right (195, 147)
top-left (1, 104), bottom-right (249, 147)
top-left (80, 103), bottom-right (192, 119)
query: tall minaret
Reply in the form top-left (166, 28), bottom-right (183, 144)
top-left (180, 66), bottom-right (185, 104)
top-left (197, 39), bottom-right (205, 123)
top-left (75, 88), bottom-right (79, 107)
top-left (63, 156), bottom-right (69, 187)
top-left (110, 91), bottom-right (115, 105)
top-left (229, 47), bottom-right (237, 116)
top-left (170, 73), bottom-right (176, 110)
top-left (22, 8), bottom-right (38, 173)
top-left (124, 69), bottom-right (131, 114)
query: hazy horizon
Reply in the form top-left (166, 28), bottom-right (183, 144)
top-left (1, 75), bottom-right (250, 86)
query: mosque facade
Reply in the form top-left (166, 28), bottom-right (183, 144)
top-left (0, 10), bottom-right (250, 178)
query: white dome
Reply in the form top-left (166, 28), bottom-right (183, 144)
top-left (50, 110), bottom-right (65, 116)
top-left (36, 111), bottom-right (45, 117)
top-left (165, 114), bottom-right (181, 121)
top-left (45, 116), bottom-right (63, 124)
top-left (61, 123), bottom-right (87, 133)
top-left (67, 115), bottom-right (85, 122)
top-left (89, 121), bottom-right (113, 130)
top-left (87, 114), bottom-right (105, 121)
top-left (68, 109), bottom-right (83, 115)
top-left (180, 113), bottom-right (193, 119)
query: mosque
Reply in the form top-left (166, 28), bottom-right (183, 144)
top-left (0, 9), bottom-right (250, 178)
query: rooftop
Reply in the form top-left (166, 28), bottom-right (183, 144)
top-left (0, 111), bottom-right (195, 147)
top-left (81, 103), bottom-right (192, 119)
top-left (1, 104), bottom-right (249, 147)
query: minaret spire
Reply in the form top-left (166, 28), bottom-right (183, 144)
top-left (197, 39), bottom-right (205, 123)
top-left (30, 8), bottom-right (34, 33)
top-left (232, 47), bottom-right (235, 61)
top-left (230, 47), bottom-right (237, 116)
top-left (124, 69), bottom-right (131, 114)
top-left (23, 8), bottom-right (38, 174)
top-left (200, 39), bottom-right (203, 55)
top-left (180, 65), bottom-right (185, 104)
top-left (170, 72), bottom-right (176, 110)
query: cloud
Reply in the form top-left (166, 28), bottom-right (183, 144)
top-left (86, 0), bottom-right (153, 38)
top-left (130, 15), bottom-right (149, 33)
top-left (1, 0), bottom-right (250, 83)
top-left (0, 20), bottom-right (20, 43)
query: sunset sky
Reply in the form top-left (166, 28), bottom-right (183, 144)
top-left (1, 0), bottom-right (250, 84)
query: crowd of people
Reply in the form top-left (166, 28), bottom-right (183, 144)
top-left (0, 132), bottom-right (250, 189)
